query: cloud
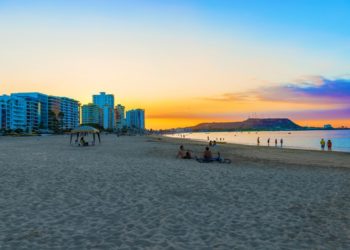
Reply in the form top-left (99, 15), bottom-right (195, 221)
top-left (254, 108), bottom-right (350, 120)
top-left (258, 77), bottom-right (350, 104)
top-left (204, 76), bottom-right (350, 105)
top-left (201, 92), bottom-right (256, 102)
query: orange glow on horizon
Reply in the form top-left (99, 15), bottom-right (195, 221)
top-left (147, 118), bottom-right (350, 130)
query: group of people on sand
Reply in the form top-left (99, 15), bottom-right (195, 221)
top-left (176, 145), bottom-right (193, 159)
top-left (257, 137), bottom-right (283, 147)
top-left (176, 144), bottom-right (221, 162)
top-left (320, 138), bottom-right (332, 151)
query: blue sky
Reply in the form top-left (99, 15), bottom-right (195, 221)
top-left (0, 0), bottom-right (349, 128)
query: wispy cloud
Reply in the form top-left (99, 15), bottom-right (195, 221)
top-left (258, 77), bottom-right (350, 104)
top-left (201, 92), bottom-right (256, 102)
top-left (204, 76), bottom-right (350, 105)
top-left (255, 108), bottom-right (350, 120)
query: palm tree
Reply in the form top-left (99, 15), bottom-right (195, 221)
top-left (58, 112), bottom-right (64, 132)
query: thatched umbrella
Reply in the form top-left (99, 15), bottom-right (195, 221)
top-left (70, 126), bottom-right (101, 145)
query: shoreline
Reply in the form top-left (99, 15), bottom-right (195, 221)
top-left (153, 135), bottom-right (350, 169)
top-left (163, 129), bottom-right (350, 153)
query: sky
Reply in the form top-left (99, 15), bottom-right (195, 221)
top-left (0, 0), bottom-right (349, 129)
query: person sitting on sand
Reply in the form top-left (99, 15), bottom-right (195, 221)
top-left (201, 146), bottom-right (222, 162)
top-left (177, 145), bottom-right (192, 159)
top-left (203, 146), bottom-right (212, 160)
top-left (80, 137), bottom-right (88, 146)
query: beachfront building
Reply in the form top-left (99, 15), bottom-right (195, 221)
top-left (126, 109), bottom-right (145, 130)
top-left (12, 92), bottom-right (49, 131)
top-left (0, 92), bottom-right (80, 133)
top-left (82, 103), bottom-right (100, 125)
top-left (48, 96), bottom-right (61, 131)
top-left (115, 104), bottom-right (126, 129)
top-left (93, 92), bottom-right (115, 130)
top-left (102, 106), bottom-right (114, 130)
top-left (0, 98), bottom-right (6, 129)
top-left (48, 96), bottom-right (80, 131)
top-left (60, 97), bottom-right (80, 130)
top-left (0, 95), bottom-right (27, 131)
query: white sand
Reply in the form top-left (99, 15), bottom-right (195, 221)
top-left (0, 135), bottom-right (350, 249)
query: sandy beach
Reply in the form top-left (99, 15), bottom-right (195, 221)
top-left (0, 134), bottom-right (350, 249)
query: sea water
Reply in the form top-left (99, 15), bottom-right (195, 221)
top-left (167, 130), bottom-right (350, 152)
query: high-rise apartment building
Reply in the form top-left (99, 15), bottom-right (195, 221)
top-left (60, 97), bottom-right (80, 130)
top-left (82, 103), bottom-right (100, 125)
top-left (102, 106), bottom-right (114, 130)
top-left (115, 104), bottom-right (126, 129)
top-left (48, 96), bottom-right (61, 131)
top-left (126, 109), bottom-right (145, 130)
top-left (92, 92), bottom-right (115, 129)
top-left (0, 95), bottom-right (27, 130)
top-left (93, 92), bottom-right (114, 108)
top-left (0, 92), bottom-right (80, 132)
top-left (48, 96), bottom-right (80, 130)
top-left (12, 92), bottom-right (49, 130)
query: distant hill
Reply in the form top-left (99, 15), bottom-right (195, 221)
top-left (188, 118), bottom-right (303, 131)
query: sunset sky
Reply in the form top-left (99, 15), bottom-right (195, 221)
top-left (1, 0), bottom-right (349, 129)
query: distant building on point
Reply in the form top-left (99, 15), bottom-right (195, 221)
top-left (324, 124), bottom-right (333, 129)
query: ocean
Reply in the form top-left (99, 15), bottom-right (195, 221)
top-left (166, 130), bottom-right (350, 153)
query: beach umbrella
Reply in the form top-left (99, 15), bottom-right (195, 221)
top-left (70, 126), bottom-right (101, 145)
top-left (71, 126), bottom-right (99, 134)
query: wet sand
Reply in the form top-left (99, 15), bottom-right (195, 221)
top-left (0, 134), bottom-right (349, 249)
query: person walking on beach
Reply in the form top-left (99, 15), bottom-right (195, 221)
top-left (257, 137), bottom-right (260, 146)
top-left (327, 140), bottom-right (332, 151)
top-left (267, 138), bottom-right (270, 146)
top-left (275, 139), bottom-right (278, 147)
top-left (280, 138), bottom-right (283, 147)
top-left (320, 138), bottom-right (325, 151)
